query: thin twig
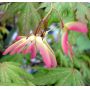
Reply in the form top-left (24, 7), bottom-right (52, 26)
top-left (53, 7), bottom-right (64, 29)
top-left (34, 3), bottom-right (53, 35)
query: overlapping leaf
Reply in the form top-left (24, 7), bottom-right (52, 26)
top-left (31, 67), bottom-right (84, 86)
top-left (0, 62), bottom-right (34, 86)
top-left (18, 3), bottom-right (41, 34)
top-left (1, 2), bottom-right (41, 34)
top-left (75, 3), bottom-right (90, 24)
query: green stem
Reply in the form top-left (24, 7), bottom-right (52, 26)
top-left (54, 8), bottom-right (64, 29)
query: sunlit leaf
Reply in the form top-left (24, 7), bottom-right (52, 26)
top-left (0, 62), bottom-right (34, 86)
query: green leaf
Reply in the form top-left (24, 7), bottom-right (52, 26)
top-left (0, 62), bottom-right (34, 86)
top-left (1, 2), bottom-right (41, 34)
top-left (1, 2), bottom-right (25, 20)
top-left (76, 35), bottom-right (90, 51)
top-left (17, 2), bottom-right (41, 34)
top-left (56, 50), bottom-right (71, 67)
top-left (79, 54), bottom-right (90, 64)
top-left (82, 66), bottom-right (90, 85)
top-left (75, 3), bottom-right (90, 23)
top-left (39, 3), bottom-right (75, 26)
top-left (0, 54), bottom-right (24, 63)
top-left (31, 67), bottom-right (84, 86)
top-left (54, 3), bottom-right (75, 22)
top-left (47, 10), bottom-right (59, 26)
top-left (0, 3), bottom-right (11, 11)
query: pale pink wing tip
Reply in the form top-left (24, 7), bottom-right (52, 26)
top-left (65, 22), bottom-right (88, 33)
top-left (2, 52), bottom-right (6, 55)
top-left (2, 48), bottom-right (10, 55)
top-left (15, 36), bottom-right (25, 41)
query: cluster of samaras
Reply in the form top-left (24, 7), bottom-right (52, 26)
top-left (3, 21), bottom-right (88, 68)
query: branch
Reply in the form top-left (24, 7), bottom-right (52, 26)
top-left (34, 3), bottom-right (53, 35)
